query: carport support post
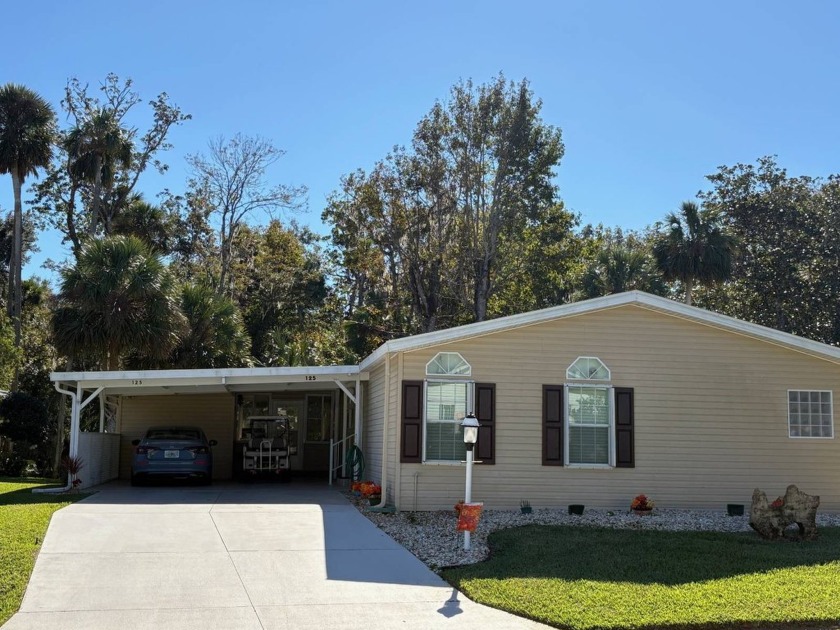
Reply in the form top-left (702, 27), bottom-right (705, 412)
top-left (354, 377), bottom-right (362, 449)
top-left (69, 386), bottom-right (105, 458)
top-left (69, 384), bottom-right (81, 458)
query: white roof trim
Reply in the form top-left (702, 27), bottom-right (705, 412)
top-left (359, 291), bottom-right (840, 369)
top-left (51, 365), bottom-right (367, 390)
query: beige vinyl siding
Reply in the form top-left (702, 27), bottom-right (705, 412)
top-left (362, 356), bottom-right (400, 504)
top-left (117, 394), bottom-right (235, 479)
top-left (386, 353), bottom-right (399, 504)
top-left (396, 304), bottom-right (840, 511)
top-left (363, 362), bottom-right (386, 488)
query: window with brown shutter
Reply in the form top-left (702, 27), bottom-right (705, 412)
top-left (544, 384), bottom-right (635, 467)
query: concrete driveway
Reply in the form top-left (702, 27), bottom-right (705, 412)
top-left (4, 482), bottom-right (547, 629)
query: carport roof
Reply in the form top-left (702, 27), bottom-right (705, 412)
top-left (50, 366), bottom-right (368, 396)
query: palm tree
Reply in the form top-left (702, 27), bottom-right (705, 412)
top-left (169, 283), bottom-right (251, 368)
top-left (653, 201), bottom-right (737, 305)
top-left (0, 84), bottom-right (55, 354)
top-left (63, 109), bottom-right (132, 236)
top-left (53, 235), bottom-right (186, 370)
top-left (111, 194), bottom-right (173, 253)
top-left (579, 245), bottom-right (662, 298)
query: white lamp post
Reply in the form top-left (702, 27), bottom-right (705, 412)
top-left (461, 412), bottom-right (480, 550)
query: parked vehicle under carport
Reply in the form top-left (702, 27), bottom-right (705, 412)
top-left (130, 426), bottom-right (217, 485)
top-left (236, 416), bottom-right (294, 482)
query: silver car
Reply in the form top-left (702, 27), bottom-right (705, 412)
top-left (130, 426), bottom-right (217, 485)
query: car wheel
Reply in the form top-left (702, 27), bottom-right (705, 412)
top-left (130, 474), bottom-right (142, 487)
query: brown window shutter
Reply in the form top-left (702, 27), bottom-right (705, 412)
top-left (543, 385), bottom-right (564, 466)
top-left (475, 383), bottom-right (495, 464)
top-left (615, 387), bottom-right (635, 468)
top-left (400, 380), bottom-right (424, 463)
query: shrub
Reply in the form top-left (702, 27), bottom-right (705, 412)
top-left (0, 451), bottom-right (26, 477)
top-left (0, 392), bottom-right (50, 444)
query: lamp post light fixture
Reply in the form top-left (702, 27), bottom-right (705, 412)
top-left (461, 412), bottom-right (480, 550)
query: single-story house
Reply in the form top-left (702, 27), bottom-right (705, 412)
top-left (52, 291), bottom-right (840, 511)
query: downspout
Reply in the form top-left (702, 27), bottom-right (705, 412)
top-left (34, 384), bottom-right (104, 494)
top-left (373, 354), bottom-right (391, 508)
top-left (34, 383), bottom-right (76, 493)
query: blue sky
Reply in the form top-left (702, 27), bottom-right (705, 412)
top-left (4, 1), bottom-right (840, 282)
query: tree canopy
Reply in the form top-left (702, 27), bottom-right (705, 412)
top-left (0, 73), bottom-right (837, 439)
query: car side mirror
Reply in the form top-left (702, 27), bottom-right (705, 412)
top-left (131, 439), bottom-right (140, 446)
top-left (209, 439), bottom-right (218, 447)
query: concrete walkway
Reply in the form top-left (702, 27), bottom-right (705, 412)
top-left (4, 482), bottom-right (547, 629)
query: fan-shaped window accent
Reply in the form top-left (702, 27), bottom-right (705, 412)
top-left (566, 357), bottom-right (611, 381)
top-left (426, 352), bottom-right (471, 376)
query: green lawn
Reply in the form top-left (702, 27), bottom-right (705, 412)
top-left (442, 525), bottom-right (840, 630)
top-left (0, 478), bottom-right (85, 626)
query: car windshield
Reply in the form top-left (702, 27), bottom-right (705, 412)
top-left (146, 429), bottom-right (201, 441)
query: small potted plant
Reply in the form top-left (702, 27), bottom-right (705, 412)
top-left (568, 504), bottom-right (585, 515)
top-left (361, 482), bottom-right (382, 505)
top-left (630, 494), bottom-right (654, 514)
top-left (520, 500), bottom-right (532, 514)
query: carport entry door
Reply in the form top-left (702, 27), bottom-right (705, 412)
top-left (270, 400), bottom-right (303, 470)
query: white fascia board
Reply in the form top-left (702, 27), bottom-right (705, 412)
top-left (359, 290), bottom-right (840, 368)
top-left (50, 365), bottom-right (366, 388)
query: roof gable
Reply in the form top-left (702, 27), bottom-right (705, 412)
top-left (359, 291), bottom-right (840, 369)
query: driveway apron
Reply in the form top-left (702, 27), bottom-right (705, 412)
top-left (3, 482), bottom-right (547, 629)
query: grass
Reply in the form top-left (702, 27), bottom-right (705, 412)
top-left (442, 524), bottom-right (840, 630)
top-left (0, 477), bottom-right (86, 626)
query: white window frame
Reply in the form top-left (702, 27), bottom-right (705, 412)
top-left (787, 389), bottom-right (834, 439)
top-left (566, 356), bottom-right (611, 381)
top-left (426, 352), bottom-right (472, 377)
top-left (564, 383), bottom-right (615, 468)
top-left (422, 379), bottom-right (474, 465)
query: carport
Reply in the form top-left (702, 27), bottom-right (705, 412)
top-left (51, 366), bottom-right (368, 489)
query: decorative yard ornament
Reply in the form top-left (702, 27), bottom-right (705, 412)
top-left (749, 484), bottom-right (819, 540)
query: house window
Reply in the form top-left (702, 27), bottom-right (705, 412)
top-left (567, 356), bottom-right (610, 380)
top-left (306, 394), bottom-right (333, 442)
top-left (422, 352), bottom-right (474, 462)
top-left (788, 390), bottom-right (833, 438)
top-left (565, 356), bottom-right (613, 465)
top-left (426, 352), bottom-right (471, 376)
top-left (567, 385), bottom-right (612, 465)
top-left (424, 381), bottom-right (472, 462)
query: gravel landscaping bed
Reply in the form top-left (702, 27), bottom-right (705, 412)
top-left (347, 494), bottom-right (840, 570)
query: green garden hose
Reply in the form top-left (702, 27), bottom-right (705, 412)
top-left (344, 445), bottom-right (365, 481)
